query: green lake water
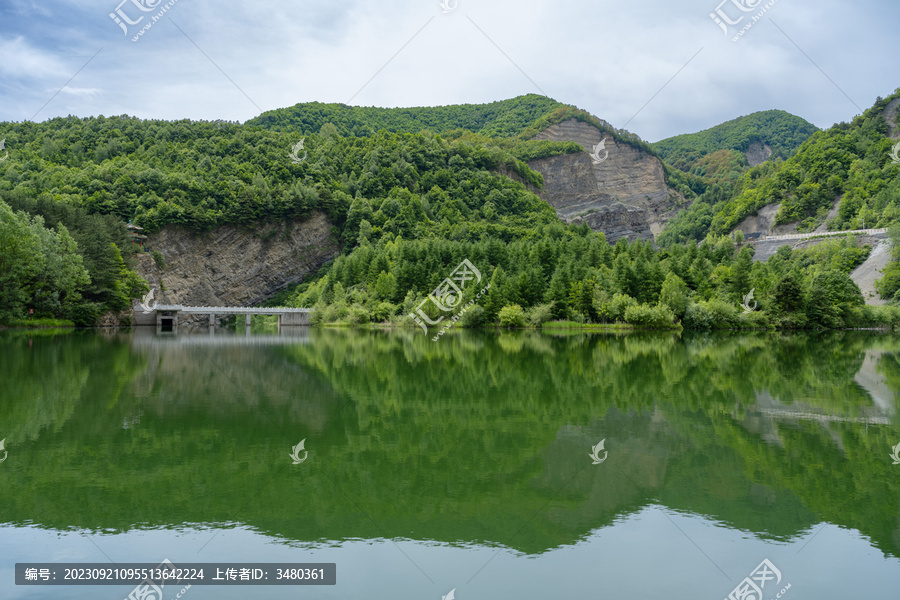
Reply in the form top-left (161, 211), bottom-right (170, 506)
top-left (1, 327), bottom-right (899, 599)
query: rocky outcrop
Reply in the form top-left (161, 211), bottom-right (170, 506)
top-left (735, 203), bottom-right (781, 236)
top-left (733, 202), bottom-right (809, 238)
top-left (133, 211), bottom-right (339, 310)
top-left (745, 141), bottom-right (773, 166)
top-left (527, 119), bottom-right (681, 243)
top-left (571, 203), bottom-right (652, 243)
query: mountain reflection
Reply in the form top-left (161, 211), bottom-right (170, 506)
top-left (0, 329), bottom-right (897, 557)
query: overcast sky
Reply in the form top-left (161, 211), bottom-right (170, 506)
top-left (0, 0), bottom-right (897, 142)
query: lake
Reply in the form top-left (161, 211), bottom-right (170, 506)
top-left (1, 327), bottom-right (899, 599)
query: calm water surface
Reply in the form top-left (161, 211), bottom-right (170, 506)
top-left (1, 327), bottom-right (899, 599)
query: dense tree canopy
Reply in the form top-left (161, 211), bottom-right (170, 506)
top-left (247, 94), bottom-right (569, 138)
top-left (284, 225), bottom-right (886, 331)
top-left (653, 109), bottom-right (819, 171)
top-left (0, 196), bottom-right (146, 325)
top-left (658, 89), bottom-right (900, 245)
top-left (2, 91), bottom-right (898, 327)
top-left (0, 113), bottom-right (581, 235)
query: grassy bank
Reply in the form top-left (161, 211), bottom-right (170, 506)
top-left (1, 318), bottom-right (75, 329)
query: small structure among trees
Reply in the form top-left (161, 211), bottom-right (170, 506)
top-left (127, 222), bottom-right (147, 248)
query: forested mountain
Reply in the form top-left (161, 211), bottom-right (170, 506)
top-left (658, 90), bottom-right (900, 246)
top-left (0, 95), bottom-right (651, 326)
top-left (650, 111), bottom-right (820, 245)
top-left (1, 91), bottom-right (899, 328)
top-left (247, 94), bottom-right (568, 138)
top-left (653, 110), bottom-right (818, 173)
top-left (0, 101), bottom-right (580, 324)
top-left (247, 94), bottom-right (658, 158)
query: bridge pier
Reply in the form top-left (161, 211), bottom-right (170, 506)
top-left (141, 305), bottom-right (313, 329)
top-left (156, 310), bottom-right (178, 331)
top-left (278, 312), bottom-right (309, 326)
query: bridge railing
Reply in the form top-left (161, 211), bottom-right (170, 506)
top-left (751, 228), bottom-right (887, 243)
top-left (155, 305), bottom-right (311, 314)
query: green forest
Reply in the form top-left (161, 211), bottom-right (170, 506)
top-left (1, 91), bottom-right (899, 329)
top-left (0, 96), bottom-right (579, 325)
top-left (284, 226), bottom-right (888, 331)
top-left (659, 91), bottom-right (900, 245)
top-left (246, 94), bottom-right (570, 138)
top-left (653, 109), bottom-right (819, 171)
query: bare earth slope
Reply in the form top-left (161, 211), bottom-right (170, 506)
top-left (851, 239), bottom-right (892, 305)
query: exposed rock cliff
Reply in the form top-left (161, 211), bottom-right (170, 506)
top-left (745, 141), bottom-right (773, 166)
top-left (133, 212), bottom-right (339, 315)
top-left (733, 202), bottom-right (801, 237)
top-left (527, 119), bottom-right (682, 243)
top-left (734, 203), bottom-right (781, 236)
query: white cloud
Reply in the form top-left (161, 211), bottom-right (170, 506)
top-left (0, 36), bottom-right (69, 79)
top-left (60, 86), bottom-right (102, 97)
top-left (0, 0), bottom-right (897, 138)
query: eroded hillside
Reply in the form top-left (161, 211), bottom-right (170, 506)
top-left (528, 119), bottom-right (681, 242)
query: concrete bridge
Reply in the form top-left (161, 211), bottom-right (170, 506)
top-left (752, 227), bottom-right (887, 243)
top-left (748, 228), bottom-right (888, 262)
top-left (144, 305), bottom-right (311, 329)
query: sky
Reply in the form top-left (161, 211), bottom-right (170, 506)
top-left (0, 0), bottom-right (897, 142)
